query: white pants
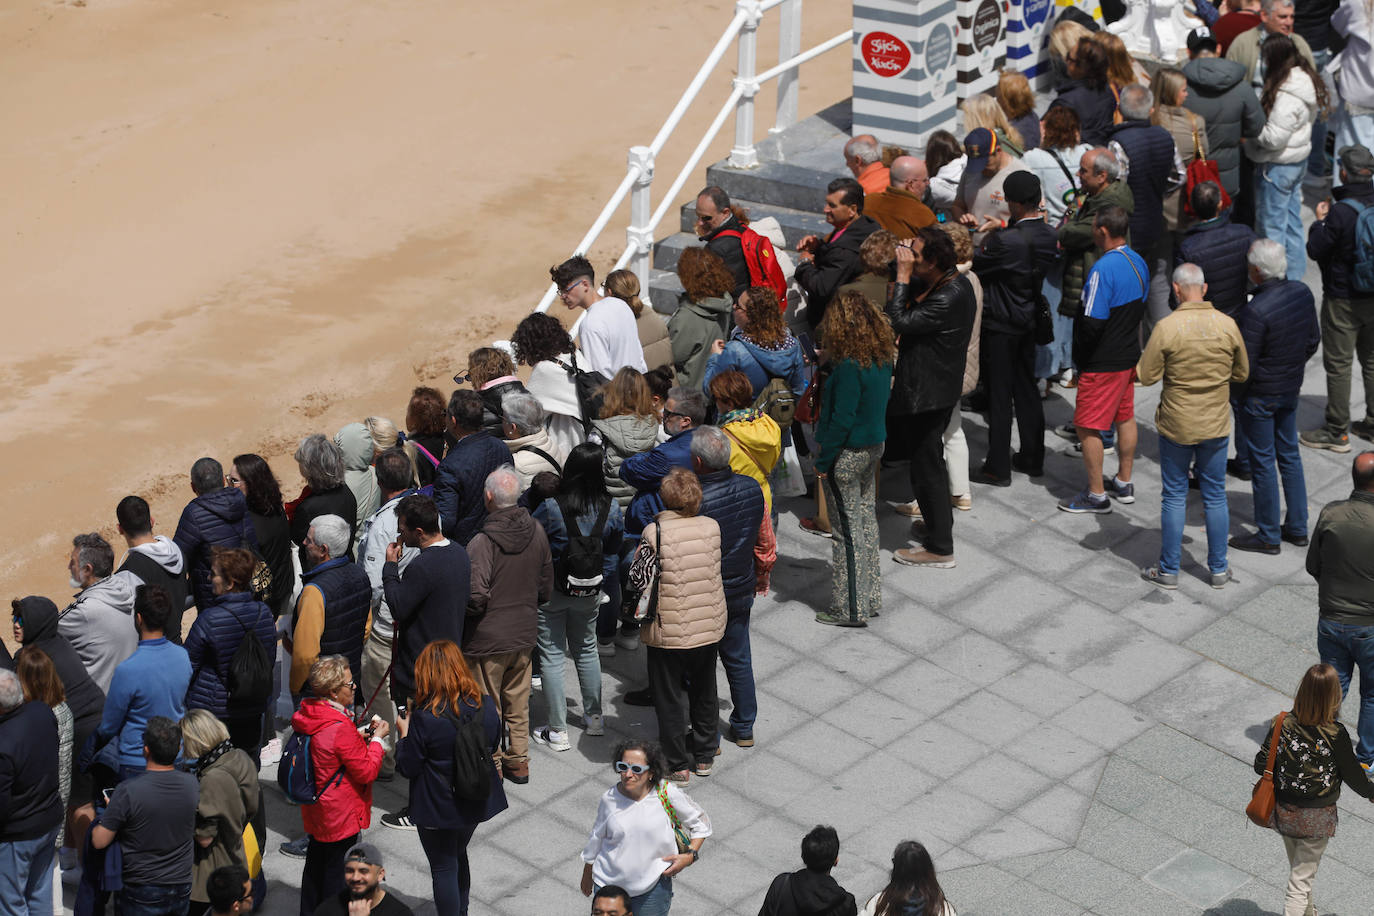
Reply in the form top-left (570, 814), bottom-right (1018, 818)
top-left (1281, 834), bottom-right (1327, 916)
top-left (944, 405), bottom-right (969, 498)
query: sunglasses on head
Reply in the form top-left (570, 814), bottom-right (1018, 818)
top-left (614, 761), bottom-right (649, 774)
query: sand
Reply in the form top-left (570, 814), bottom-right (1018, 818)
top-left (0, 0), bottom-right (851, 632)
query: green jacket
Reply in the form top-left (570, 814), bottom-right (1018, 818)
top-left (667, 293), bottom-right (730, 391)
top-left (1057, 180), bottom-right (1134, 316)
top-left (815, 358), bottom-right (892, 473)
top-left (1307, 490), bottom-right (1374, 624)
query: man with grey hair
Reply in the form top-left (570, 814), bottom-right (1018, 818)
top-left (1137, 262), bottom-right (1250, 588)
top-left (59, 532), bottom-right (139, 692)
top-left (465, 466), bottom-right (553, 784)
top-left (0, 667), bottom-right (64, 915)
top-left (1228, 239), bottom-right (1321, 554)
top-left (288, 514), bottom-right (371, 697)
top-left (1058, 148), bottom-right (1134, 320)
top-left (621, 386), bottom-right (708, 535)
top-left (1226, 0), bottom-right (1315, 88)
top-left (692, 426), bottom-right (767, 752)
top-left (1107, 84), bottom-right (1186, 332)
top-left (843, 133), bottom-right (890, 195)
top-left (864, 155), bottom-right (936, 237)
top-left (173, 455), bottom-right (257, 610)
top-left (502, 391), bottom-right (565, 490)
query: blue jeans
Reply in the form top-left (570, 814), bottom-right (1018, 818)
top-left (1255, 161), bottom-right (1307, 281)
top-left (1317, 618), bottom-right (1374, 766)
top-left (418, 824), bottom-right (477, 915)
top-left (602, 875), bottom-right (673, 916)
top-left (718, 599), bottom-right (757, 737)
top-left (0, 828), bottom-right (59, 916)
top-left (1158, 434), bottom-right (1230, 575)
top-left (1035, 267), bottom-right (1073, 379)
top-left (115, 882), bottom-right (191, 916)
top-left (1238, 393), bottom-right (1307, 543)
top-left (537, 592), bottom-right (603, 731)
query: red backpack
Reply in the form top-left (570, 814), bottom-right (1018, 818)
top-left (715, 227), bottom-right (788, 306)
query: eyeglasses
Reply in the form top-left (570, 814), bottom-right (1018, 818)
top-left (557, 278), bottom-right (587, 300)
top-left (662, 409), bottom-right (688, 422)
top-left (12, 615), bottom-right (21, 626)
top-left (452, 371), bottom-right (471, 385)
top-left (225, 475), bottom-right (242, 486)
top-left (614, 761), bottom-right (649, 774)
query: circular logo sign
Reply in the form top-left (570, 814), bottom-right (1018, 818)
top-left (860, 31), bottom-right (912, 79)
top-left (973, 0), bottom-right (1003, 52)
top-left (1023, 0), bottom-right (1051, 29)
top-left (926, 23), bottom-right (955, 76)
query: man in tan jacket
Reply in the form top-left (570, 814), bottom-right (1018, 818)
top-left (1137, 262), bottom-right (1250, 590)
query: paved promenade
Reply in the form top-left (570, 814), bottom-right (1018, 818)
top-left (225, 330), bottom-right (1371, 916)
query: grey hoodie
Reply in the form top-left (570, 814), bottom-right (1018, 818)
top-left (1182, 56), bottom-right (1265, 195)
top-left (591, 414), bottom-right (661, 506)
top-left (58, 575), bottom-right (140, 693)
top-left (336, 422), bottom-right (380, 534)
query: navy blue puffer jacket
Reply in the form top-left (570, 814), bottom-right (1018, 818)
top-left (697, 469), bottom-right (765, 607)
top-left (173, 487), bottom-right (258, 610)
top-left (1307, 183), bottom-right (1374, 299)
top-left (183, 590), bottom-right (277, 718)
top-left (434, 431), bottom-right (513, 545)
top-left (1176, 214), bottom-right (1257, 317)
top-left (1236, 278), bottom-right (1321, 399)
top-left (1050, 79), bottom-right (1119, 146)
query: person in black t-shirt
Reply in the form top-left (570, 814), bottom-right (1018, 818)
top-left (312, 843), bottom-right (414, 916)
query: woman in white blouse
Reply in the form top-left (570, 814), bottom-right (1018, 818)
top-left (580, 740), bottom-right (710, 916)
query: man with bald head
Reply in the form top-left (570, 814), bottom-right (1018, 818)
top-left (864, 156), bottom-right (937, 237)
top-left (843, 134), bottom-right (890, 195)
top-left (1308, 451), bottom-right (1374, 768)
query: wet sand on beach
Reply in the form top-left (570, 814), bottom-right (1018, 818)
top-left (0, 0), bottom-right (850, 634)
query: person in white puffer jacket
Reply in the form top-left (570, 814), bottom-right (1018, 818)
top-left (1250, 34), bottom-right (1329, 280)
top-left (1333, 0), bottom-right (1374, 188)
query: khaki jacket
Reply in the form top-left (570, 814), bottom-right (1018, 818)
top-left (1136, 300), bottom-right (1249, 444)
top-left (1225, 26), bottom-right (1315, 85)
top-left (640, 511), bottom-right (726, 650)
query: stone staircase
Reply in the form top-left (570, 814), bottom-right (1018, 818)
top-left (645, 99), bottom-right (856, 314)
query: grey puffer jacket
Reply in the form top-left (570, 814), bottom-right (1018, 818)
top-left (1182, 57), bottom-right (1264, 195)
top-left (591, 414), bottom-right (661, 506)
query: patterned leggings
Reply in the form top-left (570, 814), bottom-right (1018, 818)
top-left (825, 443), bottom-right (884, 622)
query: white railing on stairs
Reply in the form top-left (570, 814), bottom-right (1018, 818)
top-left (528, 0), bottom-right (851, 319)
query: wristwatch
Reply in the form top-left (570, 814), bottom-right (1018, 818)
top-left (688, 848), bottom-right (700, 862)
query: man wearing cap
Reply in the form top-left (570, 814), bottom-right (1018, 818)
top-left (1301, 145), bottom-right (1374, 452)
top-left (971, 170), bottom-right (1056, 483)
top-left (864, 156), bottom-right (937, 238)
top-left (952, 127), bottom-right (1032, 245)
top-left (312, 843), bottom-right (413, 916)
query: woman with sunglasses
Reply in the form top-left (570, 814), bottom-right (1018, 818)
top-left (290, 655), bottom-right (388, 916)
top-left (580, 739), bottom-right (710, 916)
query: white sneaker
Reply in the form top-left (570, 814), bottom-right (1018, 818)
top-left (584, 714), bottom-right (605, 736)
top-left (260, 737), bottom-right (282, 768)
top-left (531, 674), bottom-right (543, 689)
top-left (531, 726), bottom-right (571, 751)
top-left (614, 631), bottom-right (640, 651)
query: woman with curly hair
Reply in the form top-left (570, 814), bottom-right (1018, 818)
top-left (701, 285), bottom-right (806, 402)
top-left (668, 248), bottom-right (732, 391)
top-left (404, 386), bottom-right (448, 487)
top-left (511, 312), bottom-right (587, 455)
top-left (465, 346), bottom-right (529, 435)
top-left (813, 290), bottom-right (894, 627)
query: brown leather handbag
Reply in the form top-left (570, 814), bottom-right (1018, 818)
top-left (1248, 711), bottom-right (1287, 827)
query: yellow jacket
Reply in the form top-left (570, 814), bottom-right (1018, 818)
top-left (720, 410), bottom-right (782, 511)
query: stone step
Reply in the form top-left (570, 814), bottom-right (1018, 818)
top-left (704, 159), bottom-right (835, 212)
top-left (678, 198), bottom-right (831, 249)
top-left (646, 268), bottom-right (684, 316)
top-left (651, 229), bottom-right (801, 274)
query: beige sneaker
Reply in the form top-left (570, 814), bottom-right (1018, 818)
top-left (894, 548), bottom-right (956, 568)
top-left (951, 494), bottom-right (972, 511)
top-left (895, 500), bottom-right (922, 518)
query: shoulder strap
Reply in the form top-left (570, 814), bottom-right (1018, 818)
top-left (1262, 711), bottom-right (1287, 777)
top-left (517, 445), bottom-right (562, 473)
top-left (721, 426), bottom-right (766, 479)
top-left (1049, 149), bottom-right (1078, 191)
top-left (713, 228), bottom-right (743, 241)
top-left (411, 440), bottom-right (440, 468)
top-left (1110, 248), bottom-right (1148, 297)
top-left (1187, 110), bottom-right (1202, 161)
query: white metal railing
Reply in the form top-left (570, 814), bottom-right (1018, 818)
top-left (530, 0), bottom-right (851, 317)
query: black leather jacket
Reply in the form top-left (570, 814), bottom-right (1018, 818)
top-left (885, 272), bottom-right (976, 415)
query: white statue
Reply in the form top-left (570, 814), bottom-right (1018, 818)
top-left (1107, 0), bottom-right (1203, 62)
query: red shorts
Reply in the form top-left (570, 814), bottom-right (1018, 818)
top-left (1074, 369), bottom-right (1136, 431)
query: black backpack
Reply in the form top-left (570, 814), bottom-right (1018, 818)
top-left (227, 603), bottom-right (273, 713)
top-left (555, 496), bottom-right (610, 597)
top-left (445, 704), bottom-right (493, 802)
top-left (556, 352), bottom-right (610, 434)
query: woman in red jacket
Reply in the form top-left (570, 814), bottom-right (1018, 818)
top-left (291, 655), bottom-right (388, 916)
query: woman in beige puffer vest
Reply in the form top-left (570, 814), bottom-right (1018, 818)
top-left (635, 468), bottom-right (726, 782)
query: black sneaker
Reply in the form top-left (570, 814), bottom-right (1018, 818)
top-left (1226, 459), bottom-right (1252, 481)
top-left (1229, 533), bottom-right (1280, 555)
top-left (279, 836), bottom-right (310, 858)
top-left (381, 808), bottom-right (416, 831)
top-left (1281, 529), bottom-right (1310, 547)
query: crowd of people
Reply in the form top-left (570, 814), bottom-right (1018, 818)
top-left (3, 2), bottom-right (1374, 915)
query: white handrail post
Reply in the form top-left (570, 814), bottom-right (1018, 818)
top-left (728, 0), bottom-right (763, 168)
top-left (626, 145), bottom-right (656, 295)
top-left (771, 0), bottom-right (801, 135)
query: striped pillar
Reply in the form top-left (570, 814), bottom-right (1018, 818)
top-left (852, 0), bottom-right (959, 150)
top-left (955, 0), bottom-right (1008, 100)
top-left (1006, 0), bottom-right (1055, 90)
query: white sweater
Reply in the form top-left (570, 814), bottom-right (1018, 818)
top-left (1335, 0), bottom-right (1374, 110)
top-left (1251, 69), bottom-right (1318, 164)
top-left (581, 782), bottom-right (711, 896)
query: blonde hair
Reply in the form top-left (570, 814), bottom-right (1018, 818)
top-left (308, 655), bottom-right (351, 697)
top-left (659, 467), bottom-right (702, 517)
top-left (997, 70), bottom-right (1035, 120)
top-left (604, 269), bottom-right (647, 318)
top-left (181, 708), bottom-right (231, 758)
top-left (363, 416), bottom-right (399, 452)
top-left (1049, 20), bottom-right (1091, 64)
top-left (1090, 30), bottom-right (1140, 89)
top-left (938, 222), bottom-right (974, 264)
top-left (962, 93), bottom-right (1024, 151)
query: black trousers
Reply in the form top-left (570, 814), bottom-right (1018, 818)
top-left (899, 406), bottom-right (956, 556)
top-left (299, 833), bottom-right (358, 916)
top-left (982, 329), bottom-right (1045, 478)
top-left (647, 644), bottom-right (719, 771)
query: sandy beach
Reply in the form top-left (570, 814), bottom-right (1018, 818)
top-left (0, 0), bottom-right (850, 626)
